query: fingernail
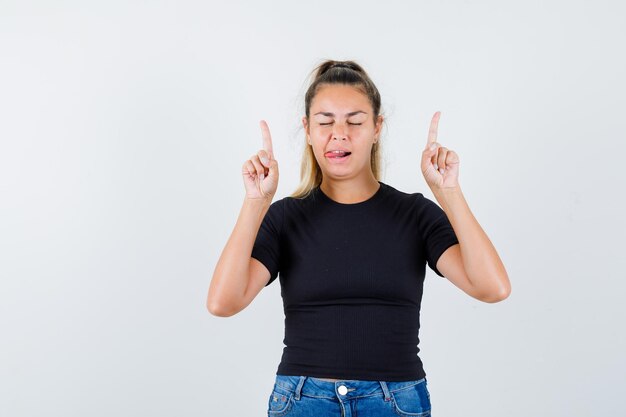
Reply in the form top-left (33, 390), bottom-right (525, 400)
top-left (439, 168), bottom-right (444, 174)
top-left (261, 157), bottom-right (269, 165)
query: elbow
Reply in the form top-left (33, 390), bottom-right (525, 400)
top-left (206, 299), bottom-right (240, 317)
top-left (207, 276), bottom-right (243, 317)
top-left (481, 291), bottom-right (509, 304)
top-left (480, 282), bottom-right (511, 304)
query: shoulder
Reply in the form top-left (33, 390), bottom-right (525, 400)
top-left (278, 187), bottom-right (324, 211)
top-left (264, 196), bottom-right (286, 214)
top-left (264, 193), bottom-right (311, 224)
top-left (379, 183), bottom-right (447, 227)
top-left (259, 197), bottom-right (287, 230)
top-left (379, 181), bottom-right (430, 208)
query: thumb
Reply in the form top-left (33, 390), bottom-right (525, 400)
top-left (267, 158), bottom-right (279, 178)
top-left (421, 142), bottom-right (439, 169)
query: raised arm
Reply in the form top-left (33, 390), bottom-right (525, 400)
top-left (207, 120), bottom-right (280, 317)
top-left (421, 111), bottom-right (511, 303)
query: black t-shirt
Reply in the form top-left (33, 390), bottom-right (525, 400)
top-left (251, 181), bottom-right (459, 381)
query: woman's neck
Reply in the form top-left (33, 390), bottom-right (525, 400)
top-left (319, 175), bottom-right (380, 204)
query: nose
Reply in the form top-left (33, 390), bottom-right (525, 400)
top-left (332, 122), bottom-right (347, 141)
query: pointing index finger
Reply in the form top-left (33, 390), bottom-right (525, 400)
top-left (426, 111), bottom-right (441, 149)
top-left (259, 120), bottom-right (274, 160)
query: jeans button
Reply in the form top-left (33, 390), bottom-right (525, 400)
top-left (338, 385), bottom-right (348, 395)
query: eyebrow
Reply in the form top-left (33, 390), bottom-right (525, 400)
top-left (313, 111), bottom-right (367, 117)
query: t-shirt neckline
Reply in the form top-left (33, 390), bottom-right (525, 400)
top-left (315, 181), bottom-right (385, 207)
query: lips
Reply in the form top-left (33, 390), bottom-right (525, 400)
top-left (324, 150), bottom-right (352, 158)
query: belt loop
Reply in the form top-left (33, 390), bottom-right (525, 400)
top-left (294, 376), bottom-right (307, 401)
top-left (379, 381), bottom-right (391, 401)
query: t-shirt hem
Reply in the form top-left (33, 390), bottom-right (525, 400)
top-left (431, 238), bottom-right (460, 277)
top-left (250, 250), bottom-right (278, 286)
top-left (276, 364), bottom-right (426, 382)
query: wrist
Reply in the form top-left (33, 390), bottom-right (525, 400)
top-left (432, 184), bottom-right (462, 197)
top-left (432, 185), bottom-right (464, 209)
top-left (243, 196), bottom-right (272, 209)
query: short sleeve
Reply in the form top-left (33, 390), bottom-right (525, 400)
top-left (415, 194), bottom-right (459, 278)
top-left (251, 198), bottom-right (284, 286)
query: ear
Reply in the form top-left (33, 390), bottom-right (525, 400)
top-left (302, 116), bottom-right (311, 144)
top-left (374, 115), bottom-right (383, 142)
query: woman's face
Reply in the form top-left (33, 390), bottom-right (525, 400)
top-left (303, 84), bottom-right (383, 181)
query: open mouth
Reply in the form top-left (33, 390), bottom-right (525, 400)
top-left (325, 150), bottom-right (352, 159)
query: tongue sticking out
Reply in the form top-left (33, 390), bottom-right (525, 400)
top-left (325, 151), bottom-right (351, 158)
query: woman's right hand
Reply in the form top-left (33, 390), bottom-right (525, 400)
top-left (242, 120), bottom-right (279, 201)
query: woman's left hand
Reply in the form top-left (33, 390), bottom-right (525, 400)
top-left (421, 111), bottom-right (460, 190)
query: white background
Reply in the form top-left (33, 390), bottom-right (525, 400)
top-left (1, 1), bottom-right (625, 416)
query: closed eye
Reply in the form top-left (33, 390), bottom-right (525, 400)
top-left (319, 122), bottom-right (362, 126)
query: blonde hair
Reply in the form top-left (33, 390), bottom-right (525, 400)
top-left (290, 60), bottom-right (383, 199)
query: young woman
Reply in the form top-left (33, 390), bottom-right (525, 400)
top-left (208, 60), bottom-right (510, 416)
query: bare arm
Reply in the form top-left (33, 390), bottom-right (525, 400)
top-left (421, 111), bottom-right (510, 303)
top-left (434, 187), bottom-right (510, 302)
top-left (207, 198), bottom-right (273, 316)
top-left (207, 120), bottom-right (279, 317)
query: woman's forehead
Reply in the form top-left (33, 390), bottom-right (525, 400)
top-left (311, 84), bottom-right (371, 113)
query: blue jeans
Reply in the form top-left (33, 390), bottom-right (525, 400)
top-left (267, 374), bottom-right (431, 417)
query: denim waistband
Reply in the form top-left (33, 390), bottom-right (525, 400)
top-left (272, 374), bottom-right (426, 401)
